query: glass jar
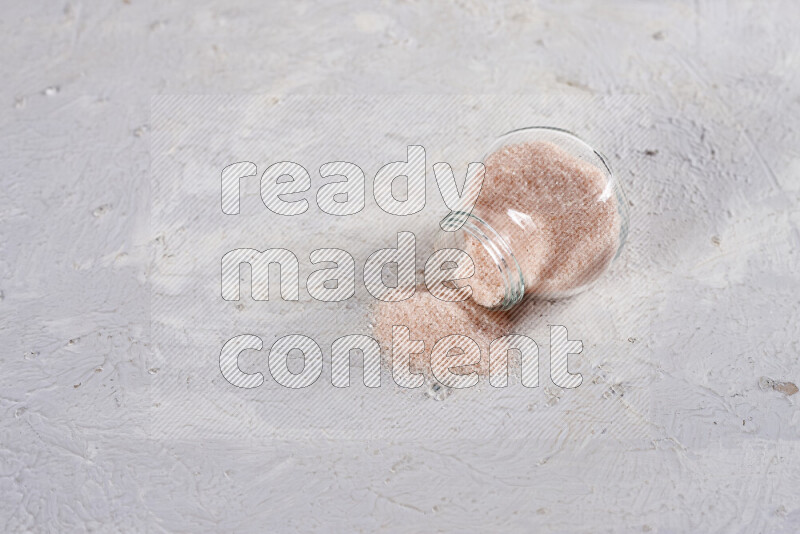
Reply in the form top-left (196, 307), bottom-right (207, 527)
top-left (434, 127), bottom-right (629, 310)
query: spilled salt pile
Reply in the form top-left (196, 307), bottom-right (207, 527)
top-left (373, 286), bottom-right (512, 379)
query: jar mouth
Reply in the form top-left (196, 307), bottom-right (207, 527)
top-left (437, 212), bottom-right (526, 311)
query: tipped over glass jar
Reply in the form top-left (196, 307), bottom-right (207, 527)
top-left (434, 127), bottom-right (629, 310)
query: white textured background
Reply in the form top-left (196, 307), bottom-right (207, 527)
top-left (2, 1), bottom-right (799, 532)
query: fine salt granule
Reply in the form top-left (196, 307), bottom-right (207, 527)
top-left (464, 140), bottom-right (620, 307)
top-left (372, 139), bottom-right (620, 378)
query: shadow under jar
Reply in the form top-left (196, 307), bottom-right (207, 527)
top-left (435, 127), bottom-right (629, 310)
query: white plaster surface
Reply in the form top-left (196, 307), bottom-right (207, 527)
top-left (2, 1), bottom-right (800, 532)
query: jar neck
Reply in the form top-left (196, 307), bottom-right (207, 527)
top-left (438, 211), bottom-right (526, 310)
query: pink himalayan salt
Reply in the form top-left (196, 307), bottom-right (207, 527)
top-left (371, 140), bottom-right (620, 379)
top-left (373, 286), bottom-right (512, 379)
top-left (463, 140), bottom-right (620, 307)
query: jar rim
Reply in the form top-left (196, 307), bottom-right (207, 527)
top-left (439, 211), bottom-right (526, 311)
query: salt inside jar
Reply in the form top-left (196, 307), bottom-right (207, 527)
top-left (434, 127), bottom-right (629, 309)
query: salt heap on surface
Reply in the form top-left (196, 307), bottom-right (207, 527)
top-left (373, 285), bottom-right (512, 379)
